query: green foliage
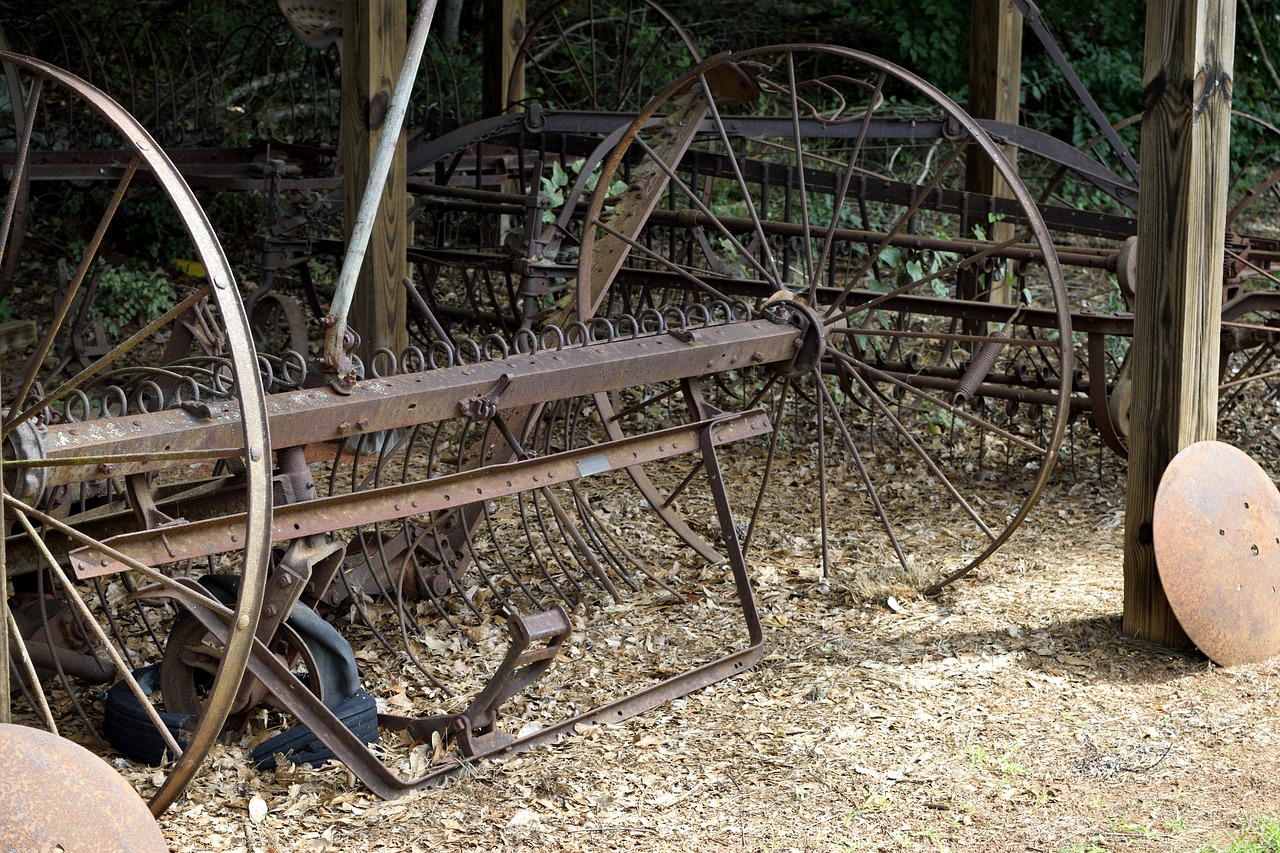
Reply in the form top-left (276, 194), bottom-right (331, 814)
top-left (874, 0), bottom-right (972, 98)
top-left (1199, 817), bottom-right (1280, 853)
top-left (540, 158), bottom-right (629, 224)
top-left (66, 241), bottom-right (180, 338)
top-left (1234, 0), bottom-right (1280, 127)
top-left (1019, 0), bottom-right (1145, 147)
top-left (94, 263), bottom-right (178, 337)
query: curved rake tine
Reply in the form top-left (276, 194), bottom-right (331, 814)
top-left (815, 363), bottom-right (831, 576)
top-left (10, 506), bottom-right (183, 759)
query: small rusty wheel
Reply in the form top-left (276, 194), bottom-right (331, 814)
top-left (0, 53), bottom-right (272, 815)
top-left (1153, 440), bottom-right (1280, 666)
top-left (575, 45), bottom-right (1074, 592)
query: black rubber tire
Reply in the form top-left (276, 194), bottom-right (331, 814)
top-left (105, 579), bottom-right (369, 768)
top-left (251, 688), bottom-right (379, 770)
top-left (102, 664), bottom-right (191, 766)
top-left (172, 575), bottom-right (362, 705)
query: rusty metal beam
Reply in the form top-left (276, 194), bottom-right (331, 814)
top-left (70, 409), bottom-right (772, 576)
top-left (39, 319), bottom-right (799, 485)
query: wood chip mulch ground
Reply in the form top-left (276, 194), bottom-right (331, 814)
top-left (154, 432), bottom-right (1280, 853)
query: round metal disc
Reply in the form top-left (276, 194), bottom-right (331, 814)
top-left (0, 724), bottom-right (169, 852)
top-left (1153, 440), bottom-right (1280, 666)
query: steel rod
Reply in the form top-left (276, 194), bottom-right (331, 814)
top-left (324, 0), bottom-right (441, 375)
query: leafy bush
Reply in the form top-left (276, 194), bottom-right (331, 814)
top-left (93, 262), bottom-right (178, 338)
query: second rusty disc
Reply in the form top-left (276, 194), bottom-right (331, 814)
top-left (1153, 440), bottom-right (1280, 666)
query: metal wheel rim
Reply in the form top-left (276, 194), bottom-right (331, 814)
top-left (0, 51), bottom-right (272, 816)
top-left (574, 44), bottom-right (1074, 592)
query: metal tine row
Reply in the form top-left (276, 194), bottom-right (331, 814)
top-left (8, 291), bottom-right (762, 730)
top-left (317, 400), bottom-right (662, 694)
top-left (290, 298), bottom-right (761, 692)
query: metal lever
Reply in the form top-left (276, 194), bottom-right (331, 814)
top-left (452, 605), bottom-right (572, 756)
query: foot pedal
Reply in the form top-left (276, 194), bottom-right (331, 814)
top-left (455, 605), bottom-right (571, 756)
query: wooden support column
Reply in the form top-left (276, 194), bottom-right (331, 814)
top-left (967, 0), bottom-right (1022, 302)
top-left (342, 0), bottom-right (408, 362)
top-left (0, 377), bottom-right (8, 723)
top-left (1123, 0), bottom-right (1236, 646)
top-left (483, 0), bottom-right (525, 116)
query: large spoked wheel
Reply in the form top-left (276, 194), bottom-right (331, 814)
top-left (507, 0), bottom-right (702, 113)
top-left (575, 46), bottom-right (1073, 593)
top-left (0, 53), bottom-right (272, 814)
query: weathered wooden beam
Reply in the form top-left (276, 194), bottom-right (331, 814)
top-left (483, 0), bottom-right (526, 115)
top-left (967, 0), bottom-right (1023, 302)
top-left (342, 0), bottom-right (409, 361)
top-left (967, 0), bottom-right (1023, 192)
top-left (1123, 0), bottom-right (1236, 647)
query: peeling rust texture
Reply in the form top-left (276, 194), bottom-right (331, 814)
top-left (40, 319), bottom-right (799, 485)
top-left (1153, 440), bottom-right (1280, 666)
top-left (0, 724), bottom-right (169, 852)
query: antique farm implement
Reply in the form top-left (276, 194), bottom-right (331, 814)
top-left (0, 0), bottom-right (1277, 819)
top-left (0, 43), bottom-right (1071, 813)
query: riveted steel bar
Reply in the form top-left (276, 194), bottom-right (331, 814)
top-left (39, 319), bottom-right (799, 486)
top-left (70, 410), bottom-right (772, 577)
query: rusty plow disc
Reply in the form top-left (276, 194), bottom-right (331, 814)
top-left (1153, 440), bottom-right (1280, 666)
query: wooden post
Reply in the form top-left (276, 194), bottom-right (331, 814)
top-left (967, 0), bottom-right (1022, 302)
top-left (0, 373), bottom-right (8, 723)
top-left (1123, 0), bottom-right (1236, 646)
top-left (342, 0), bottom-right (408, 362)
top-left (483, 0), bottom-right (525, 115)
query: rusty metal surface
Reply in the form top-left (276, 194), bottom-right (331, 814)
top-left (39, 316), bottom-right (798, 485)
top-left (6, 0), bottom-right (1280, 814)
top-left (1153, 441), bottom-right (1280, 666)
top-left (0, 51), bottom-right (275, 817)
top-left (156, 413), bottom-right (766, 800)
top-left (0, 724), bottom-right (169, 852)
top-left (72, 409), bottom-right (772, 576)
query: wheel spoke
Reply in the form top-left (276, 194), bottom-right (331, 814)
top-left (630, 135), bottom-right (779, 285)
top-left (3, 285), bottom-right (211, 435)
top-left (701, 71), bottom-right (784, 286)
top-left (7, 156), bottom-right (143, 420)
top-left (0, 75), bottom-right (40, 271)
top-left (815, 367), bottom-right (911, 568)
top-left (0, 54), bottom-right (271, 816)
top-left (822, 139), bottom-right (971, 321)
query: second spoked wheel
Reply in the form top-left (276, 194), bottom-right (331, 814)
top-left (575, 45), bottom-right (1074, 591)
top-left (0, 53), bottom-right (272, 814)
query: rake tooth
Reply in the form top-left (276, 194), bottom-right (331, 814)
top-left (568, 483), bottom-right (645, 592)
top-left (516, 491), bottom-right (589, 605)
